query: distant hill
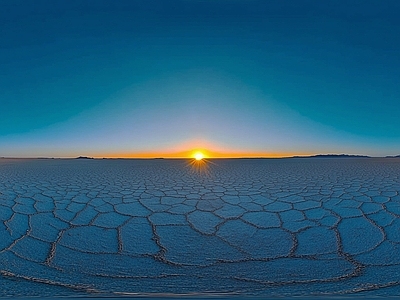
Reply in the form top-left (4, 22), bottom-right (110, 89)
top-left (75, 156), bottom-right (94, 159)
top-left (386, 155), bottom-right (400, 158)
top-left (292, 154), bottom-right (370, 158)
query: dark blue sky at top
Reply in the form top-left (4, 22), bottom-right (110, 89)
top-left (1, 0), bottom-right (399, 156)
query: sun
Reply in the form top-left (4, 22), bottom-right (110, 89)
top-left (194, 152), bottom-right (204, 161)
top-left (189, 149), bottom-right (209, 161)
top-left (187, 149), bottom-right (214, 175)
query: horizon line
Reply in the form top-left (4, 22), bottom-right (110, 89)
top-left (1, 153), bottom-right (399, 160)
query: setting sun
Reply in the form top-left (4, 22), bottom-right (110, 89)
top-left (187, 150), bottom-right (214, 176)
top-left (194, 152), bottom-right (205, 160)
top-left (189, 149), bottom-right (210, 160)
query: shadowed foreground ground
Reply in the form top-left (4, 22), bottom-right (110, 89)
top-left (0, 158), bottom-right (400, 298)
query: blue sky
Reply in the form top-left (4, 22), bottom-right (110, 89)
top-left (1, 0), bottom-right (399, 157)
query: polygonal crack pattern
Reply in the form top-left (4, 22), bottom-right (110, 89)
top-left (1, 158), bottom-right (400, 297)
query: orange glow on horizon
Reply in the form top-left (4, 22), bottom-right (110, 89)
top-left (86, 139), bottom-right (316, 159)
top-left (91, 149), bottom-right (313, 159)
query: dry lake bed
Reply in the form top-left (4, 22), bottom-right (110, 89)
top-left (1, 158), bottom-right (400, 298)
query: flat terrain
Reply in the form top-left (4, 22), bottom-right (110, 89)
top-left (1, 158), bottom-right (400, 298)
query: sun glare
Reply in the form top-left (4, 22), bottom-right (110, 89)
top-left (187, 150), bottom-right (214, 176)
top-left (194, 152), bottom-right (204, 161)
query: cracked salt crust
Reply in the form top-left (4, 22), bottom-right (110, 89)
top-left (1, 158), bottom-right (400, 296)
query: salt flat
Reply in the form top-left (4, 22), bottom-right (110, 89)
top-left (1, 158), bottom-right (400, 298)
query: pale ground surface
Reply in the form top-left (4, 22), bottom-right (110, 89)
top-left (0, 158), bottom-right (400, 298)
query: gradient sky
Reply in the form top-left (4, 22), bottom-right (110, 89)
top-left (1, 0), bottom-right (399, 158)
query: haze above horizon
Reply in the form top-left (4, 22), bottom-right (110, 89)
top-left (1, 1), bottom-right (399, 158)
